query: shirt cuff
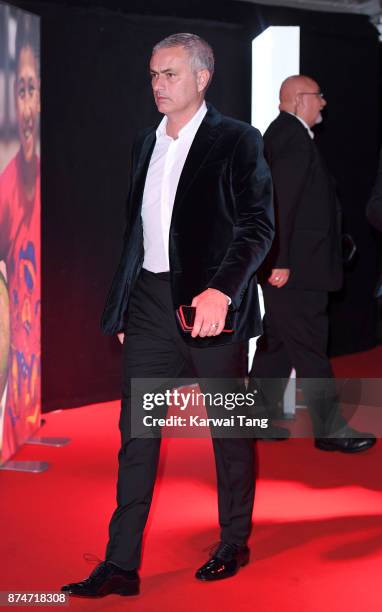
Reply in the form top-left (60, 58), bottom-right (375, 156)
top-left (222, 293), bottom-right (232, 306)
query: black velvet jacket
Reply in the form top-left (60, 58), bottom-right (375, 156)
top-left (101, 104), bottom-right (274, 346)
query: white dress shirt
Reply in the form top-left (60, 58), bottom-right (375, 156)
top-left (141, 101), bottom-right (208, 272)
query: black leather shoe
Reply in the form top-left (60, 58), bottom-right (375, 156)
top-left (315, 426), bottom-right (376, 453)
top-left (195, 542), bottom-right (249, 581)
top-left (61, 561), bottom-right (139, 597)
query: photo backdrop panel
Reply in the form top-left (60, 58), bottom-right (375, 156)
top-left (0, 3), bottom-right (41, 463)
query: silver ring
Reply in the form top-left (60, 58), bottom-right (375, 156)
top-left (275, 276), bottom-right (280, 281)
top-left (211, 323), bottom-right (218, 328)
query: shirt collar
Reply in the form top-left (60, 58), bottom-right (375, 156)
top-left (286, 111), bottom-right (314, 139)
top-left (156, 100), bottom-right (208, 140)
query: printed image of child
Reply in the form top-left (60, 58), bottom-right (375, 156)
top-left (0, 11), bottom-right (41, 462)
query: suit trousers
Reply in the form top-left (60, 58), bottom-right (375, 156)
top-left (249, 286), bottom-right (345, 436)
top-left (105, 269), bottom-right (255, 570)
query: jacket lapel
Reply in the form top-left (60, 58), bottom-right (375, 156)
top-left (172, 104), bottom-right (222, 215)
top-left (130, 129), bottom-right (156, 220)
top-left (129, 105), bottom-right (222, 220)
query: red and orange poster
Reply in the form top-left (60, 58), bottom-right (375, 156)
top-left (0, 4), bottom-right (41, 464)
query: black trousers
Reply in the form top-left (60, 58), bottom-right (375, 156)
top-left (105, 269), bottom-right (255, 570)
top-left (249, 286), bottom-right (345, 436)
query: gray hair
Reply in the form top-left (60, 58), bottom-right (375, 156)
top-left (152, 33), bottom-right (214, 85)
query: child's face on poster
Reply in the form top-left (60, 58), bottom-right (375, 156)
top-left (14, 46), bottom-right (40, 164)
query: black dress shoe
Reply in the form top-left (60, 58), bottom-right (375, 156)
top-left (195, 542), bottom-right (249, 581)
top-left (61, 561), bottom-right (139, 597)
top-left (315, 426), bottom-right (376, 453)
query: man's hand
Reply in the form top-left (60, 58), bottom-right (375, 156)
top-left (191, 288), bottom-right (229, 338)
top-left (117, 333), bottom-right (125, 344)
top-left (268, 268), bottom-right (290, 288)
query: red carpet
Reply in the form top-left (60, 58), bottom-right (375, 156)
top-left (331, 346), bottom-right (382, 377)
top-left (1, 349), bottom-right (381, 611)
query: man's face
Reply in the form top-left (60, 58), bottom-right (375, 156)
top-left (150, 46), bottom-right (206, 119)
top-left (14, 46), bottom-right (40, 164)
top-left (297, 81), bottom-right (326, 127)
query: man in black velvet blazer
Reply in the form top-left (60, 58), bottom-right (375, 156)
top-left (62, 33), bottom-right (274, 598)
top-left (250, 75), bottom-right (375, 453)
top-left (101, 106), bottom-right (273, 347)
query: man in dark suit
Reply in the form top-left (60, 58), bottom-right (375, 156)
top-left (250, 74), bottom-right (375, 453)
top-left (61, 33), bottom-right (274, 597)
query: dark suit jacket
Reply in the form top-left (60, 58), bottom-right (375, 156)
top-left (367, 147), bottom-right (382, 233)
top-left (101, 104), bottom-right (274, 346)
top-left (259, 111), bottom-right (342, 292)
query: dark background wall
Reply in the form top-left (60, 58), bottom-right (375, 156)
top-left (10, 0), bottom-right (382, 410)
